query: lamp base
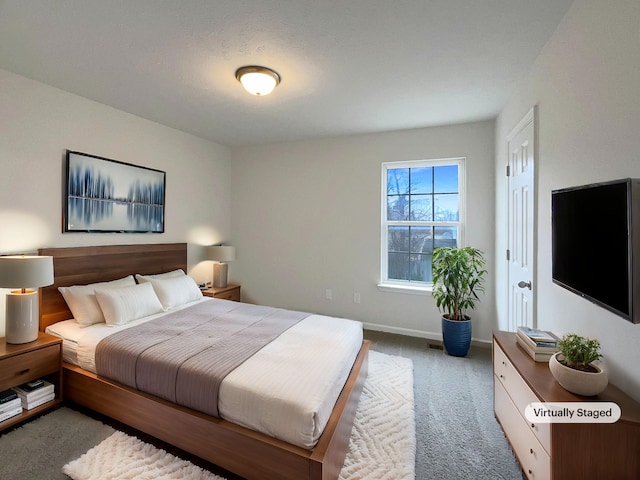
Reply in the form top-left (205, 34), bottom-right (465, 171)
top-left (212, 262), bottom-right (229, 288)
top-left (6, 290), bottom-right (39, 344)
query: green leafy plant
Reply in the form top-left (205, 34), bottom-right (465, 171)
top-left (557, 333), bottom-right (602, 371)
top-left (432, 247), bottom-right (487, 321)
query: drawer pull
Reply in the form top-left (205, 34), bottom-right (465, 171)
top-left (528, 469), bottom-right (532, 475)
top-left (530, 448), bottom-right (534, 454)
top-left (16, 368), bottom-right (30, 376)
top-left (499, 374), bottom-right (504, 379)
top-left (531, 423), bottom-right (535, 429)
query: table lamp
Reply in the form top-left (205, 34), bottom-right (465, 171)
top-left (206, 245), bottom-right (236, 288)
top-left (0, 255), bottom-right (54, 344)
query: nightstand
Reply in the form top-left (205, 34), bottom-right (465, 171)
top-left (0, 332), bottom-right (63, 431)
top-left (202, 284), bottom-right (241, 302)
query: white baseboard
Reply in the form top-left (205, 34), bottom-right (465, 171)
top-left (362, 322), bottom-right (491, 349)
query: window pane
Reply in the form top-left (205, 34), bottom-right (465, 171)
top-left (388, 252), bottom-right (410, 280)
top-left (410, 167), bottom-right (432, 194)
top-left (434, 226), bottom-right (457, 249)
top-left (388, 226), bottom-right (409, 252)
top-left (434, 165), bottom-right (458, 193)
top-left (409, 195), bottom-right (432, 221)
top-left (410, 254), bottom-right (433, 282)
top-left (410, 226), bottom-right (433, 254)
top-left (387, 168), bottom-right (409, 195)
top-left (434, 193), bottom-right (459, 221)
top-left (387, 195), bottom-right (409, 220)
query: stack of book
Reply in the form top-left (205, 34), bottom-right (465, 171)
top-left (516, 326), bottom-right (560, 362)
top-left (12, 380), bottom-right (55, 410)
top-left (0, 389), bottom-right (22, 422)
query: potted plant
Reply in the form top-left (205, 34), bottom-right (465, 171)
top-left (549, 333), bottom-right (608, 396)
top-left (432, 246), bottom-right (487, 357)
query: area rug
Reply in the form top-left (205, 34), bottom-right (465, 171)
top-left (339, 350), bottom-right (415, 480)
top-left (63, 350), bottom-right (415, 480)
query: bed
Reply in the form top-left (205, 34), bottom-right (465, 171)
top-left (38, 243), bottom-right (370, 480)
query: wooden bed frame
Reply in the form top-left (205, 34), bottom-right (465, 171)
top-left (38, 243), bottom-right (369, 480)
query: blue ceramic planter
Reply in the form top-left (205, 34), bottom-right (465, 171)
top-left (442, 316), bottom-right (472, 357)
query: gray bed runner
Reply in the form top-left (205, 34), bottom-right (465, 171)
top-left (95, 300), bottom-right (309, 416)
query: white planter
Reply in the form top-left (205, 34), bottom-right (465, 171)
top-left (549, 352), bottom-right (608, 396)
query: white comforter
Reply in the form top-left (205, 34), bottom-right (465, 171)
top-left (46, 297), bottom-right (363, 449)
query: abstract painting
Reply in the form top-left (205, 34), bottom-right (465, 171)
top-left (64, 151), bottom-right (165, 233)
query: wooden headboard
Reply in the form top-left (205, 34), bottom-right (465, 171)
top-left (38, 243), bottom-right (187, 331)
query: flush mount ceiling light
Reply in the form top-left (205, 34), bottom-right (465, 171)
top-left (235, 65), bottom-right (280, 96)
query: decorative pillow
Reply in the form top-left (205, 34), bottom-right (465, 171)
top-left (145, 274), bottom-right (203, 310)
top-left (94, 282), bottom-right (164, 326)
top-left (135, 269), bottom-right (185, 283)
top-left (58, 275), bottom-right (136, 327)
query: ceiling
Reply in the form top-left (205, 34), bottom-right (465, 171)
top-left (0, 0), bottom-right (573, 147)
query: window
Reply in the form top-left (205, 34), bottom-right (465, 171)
top-left (380, 158), bottom-right (465, 290)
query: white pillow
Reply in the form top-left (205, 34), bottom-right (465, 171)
top-left (146, 275), bottom-right (203, 310)
top-left (58, 275), bottom-right (136, 327)
top-left (94, 282), bottom-right (164, 326)
top-left (135, 269), bottom-right (185, 283)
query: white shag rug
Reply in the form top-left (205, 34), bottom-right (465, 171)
top-left (339, 350), bottom-right (415, 480)
top-left (63, 350), bottom-right (415, 480)
top-left (64, 430), bottom-right (222, 480)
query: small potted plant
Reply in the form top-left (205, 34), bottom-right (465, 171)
top-left (432, 246), bottom-right (487, 357)
top-left (549, 333), bottom-right (608, 396)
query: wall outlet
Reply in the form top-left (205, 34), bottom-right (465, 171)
top-left (353, 292), bottom-right (361, 304)
top-left (325, 289), bottom-right (333, 300)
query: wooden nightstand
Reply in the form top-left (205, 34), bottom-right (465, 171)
top-left (202, 284), bottom-right (241, 302)
top-left (0, 332), bottom-right (63, 431)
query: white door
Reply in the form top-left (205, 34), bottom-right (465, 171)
top-left (506, 108), bottom-right (536, 331)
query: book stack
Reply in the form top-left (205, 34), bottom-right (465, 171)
top-left (0, 388), bottom-right (22, 422)
top-left (516, 326), bottom-right (560, 362)
top-left (12, 380), bottom-right (55, 410)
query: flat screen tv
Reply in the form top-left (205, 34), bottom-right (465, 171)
top-left (551, 178), bottom-right (640, 324)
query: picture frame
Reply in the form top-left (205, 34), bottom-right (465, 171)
top-left (63, 150), bottom-right (166, 233)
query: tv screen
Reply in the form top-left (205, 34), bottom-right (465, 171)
top-left (551, 178), bottom-right (639, 323)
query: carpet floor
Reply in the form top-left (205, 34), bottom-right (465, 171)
top-left (366, 331), bottom-right (523, 480)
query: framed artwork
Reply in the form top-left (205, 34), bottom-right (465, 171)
top-left (63, 150), bottom-right (166, 233)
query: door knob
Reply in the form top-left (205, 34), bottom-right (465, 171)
top-left (518, 280), bottom-right (532, 290)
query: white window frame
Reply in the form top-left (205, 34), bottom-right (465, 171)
top-left (378, 157), bottom-right (466, 294)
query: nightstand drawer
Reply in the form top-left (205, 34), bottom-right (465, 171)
top-left (0, 344), bottom-right (60, 390)
top-left (203, 285), bottom-right (241, 302)
top-left (215, 289), bottom-right (240, 301)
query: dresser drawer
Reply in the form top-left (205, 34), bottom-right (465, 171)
top-left (494, 342), bottom-right (550, 454)
top-left (495, 379), bottom-right (551, 480)
top-left (0, 344), bottom-right (60, 390)
top-left (494, 341), bottom-right (510, 381)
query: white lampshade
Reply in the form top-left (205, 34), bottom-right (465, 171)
top-left (0, 255), bottom-right (54, 344)
top-left (206, 246), bottom-right (236, 263)
top-left (235, 66), bottom-right (280, 96)
top-left (0, 255), bottom-right (54, 288)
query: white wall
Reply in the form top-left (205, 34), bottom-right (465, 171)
top-left (495, 0), bottom-right (640, 399)
top-left (0, 68), bottom-right (232, 335)
top-left (231, 120), bottom-right (496, 343)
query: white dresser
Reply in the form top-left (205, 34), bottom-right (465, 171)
top-left (493, 331), bottom-right (640, 480)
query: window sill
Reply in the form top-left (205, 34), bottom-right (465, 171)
top-left (377, 282), bottom-right (433, 296)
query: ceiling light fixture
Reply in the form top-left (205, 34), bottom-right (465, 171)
top-left (235, 66), bottom-right (280, 96)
